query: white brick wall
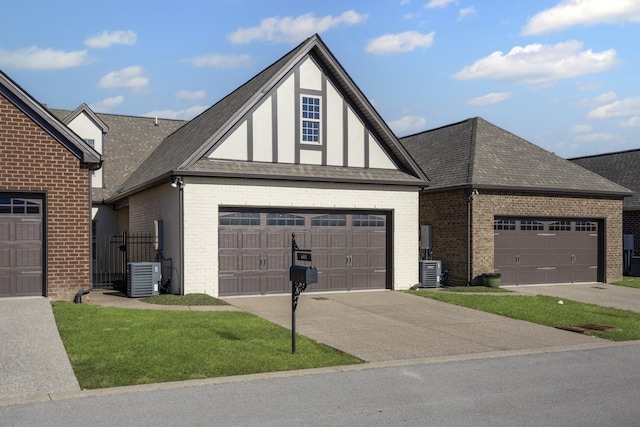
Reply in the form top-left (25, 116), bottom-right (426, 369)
top-left (181, 177), bottom-right (420, 297)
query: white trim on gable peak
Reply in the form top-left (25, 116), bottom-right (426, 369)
top-left (207, 54), bottom-right (398, 171)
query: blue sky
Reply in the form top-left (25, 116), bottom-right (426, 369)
top-left (1, 0), bottom-right (639, 158)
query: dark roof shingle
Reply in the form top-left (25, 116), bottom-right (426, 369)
top-left (570, 149), bottom-right (640, 209)
top-left (400, 117), bottom-right (631, 196)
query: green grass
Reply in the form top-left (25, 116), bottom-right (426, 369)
top-left (437, 286), bottom-right (509, 293)
top-left (613, 276), bottom-right (640, 289)
top-left (408, 290), bottom-right (640, 341)
top-left (139, 293), bottom-right (228, 306)
top-left (52, 302), bottom-right (362, 389)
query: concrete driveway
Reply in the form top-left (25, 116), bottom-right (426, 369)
top-left (0, 298), bottom-right (79, 401)
top-left (223, 290), bottom-right (608, 362)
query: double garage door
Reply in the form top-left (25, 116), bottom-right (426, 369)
top-left (218, 209), bottom-right (390, 296)
top-left (0, 196), bottom-right (43, 297)
top-left (494, 218), bottom-right (601, 285)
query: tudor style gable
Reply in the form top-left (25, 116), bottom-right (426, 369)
top-left (208, 54), bottom-right (397, 170)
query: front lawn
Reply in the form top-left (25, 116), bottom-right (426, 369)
top-left (613, 276), bottom-right (640, 289)
top-left (408, 290), bottom-right (640, 341)
top-left (53, 302), bottom-right (362, 389)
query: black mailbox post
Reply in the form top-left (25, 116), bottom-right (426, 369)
top-left (290, 233), bottom-right (316, 354)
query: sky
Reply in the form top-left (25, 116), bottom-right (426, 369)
top-left (1, 0), bottom-right (639, 159)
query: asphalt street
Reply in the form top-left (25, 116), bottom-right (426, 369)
top-left (2, 343), bottom-right (639, 426)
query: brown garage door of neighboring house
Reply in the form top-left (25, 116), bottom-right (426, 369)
top-left (218, 210), bottom-right (389, 296)
top-left (0, 196), bottom-right (44, 297)
top-left (494, 218), bottom-right (600, 286)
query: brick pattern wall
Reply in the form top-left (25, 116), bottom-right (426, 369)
top-left (0, 95), bottom-right (90, 300)
top-left (419, 189), bottom-right (469, 286)
top-left (623, 211), bottom-right (640, 254)
top-left (420, 189), bottom-right (624, 286)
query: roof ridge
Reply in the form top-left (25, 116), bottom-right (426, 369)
top-left (467, 117), bottom-right (478, 185)
top-left (568, 147), bottom-right (640, 161)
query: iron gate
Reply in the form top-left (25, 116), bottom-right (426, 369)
top-left (93, 232), bottom-right (156, 289)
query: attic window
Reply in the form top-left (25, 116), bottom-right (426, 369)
top-left (301, 96), bottom-right (321, 143)
top-left (84, 139), bottom-right (95, 148)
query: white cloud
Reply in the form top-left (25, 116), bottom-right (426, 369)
top-left (425, 0), bottom-right (456, 8)
top-left (85, 30), bottom-right (137, 48)
top-left (144, 105), bottom-right (209, 120)
top-left (175, 90), bottom-right (206, 102)
top-left (182, 54), bottom-right (251, 68)
top-left (366, 31), bottom-right (435, 55)
top-left (90, 96), bottom-right (125, 113)
top-left (227, 10), bottom-right (368, 44)
top-left (465, 92), bottom-right (512, 106)
top-left (0, 46), bottom-right (90, 70)
top-left (588, 97), bottom-right (640, 119)
top-left (98, 66), bottom-right (149, 94)
top-left (572, 91), bottom-right (617, 107)
top-left (573, 81), bottom-right (602, 90)
top-left (388, 115), bottom-right (427, 135)
top-left (451, 40), bottom-right (617, 85)
top-left (569, 124), bottom-right (593, 133)
top-left (574, 132), bottom-right (616, 142)
top-left (522, 0), bottom-right (640, 35)
top-left (620, 116), bottom-right (640, 128)
top-left (458, 6), bottom-right (476, 20)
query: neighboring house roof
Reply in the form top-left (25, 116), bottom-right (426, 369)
top-left (400, 117), bottom-right (631, 197)
top-left (0, 70), bottom-right (101, 168)
top-left (62, 103), bottom-right (110, 134)
top-left (50, 108), bottom-right (186, 201)
top-left (570, 149), bottom-right (640, 210)
top-left (111, 34), bottom-right (427, 201)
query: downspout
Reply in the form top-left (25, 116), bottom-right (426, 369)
top-left (467, 189), bottom-right (479, 286)
top-left (178, 181), bottom-right (184, 296)
top-left (467, 192), bottom-right (471, 286)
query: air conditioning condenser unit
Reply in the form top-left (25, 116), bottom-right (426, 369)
top-left (419, 260), bottom-right (441, 288)
top-left (127, 262), bottom-right (161, 297)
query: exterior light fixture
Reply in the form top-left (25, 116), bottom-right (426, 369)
top-left (170, 176), bottom-right (184, 189)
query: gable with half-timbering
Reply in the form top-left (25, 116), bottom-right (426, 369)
top-left (208, 54), bottom-right (397, 170)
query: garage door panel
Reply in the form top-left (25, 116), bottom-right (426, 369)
top-left (16, 248), bottom-right (40, 268)
top-left (240, 276), bottom-right (261, 294)
top-left (242, 232), bottom-right (262, 249)
top-left (330, 233), bottom-right (347, 248)
top-left (351, 233), bottom-right (368, 249)
top-left (16, 222), bottom-right (41, 241)
top-left (219, 232), bottom-right (238, 249)
top-left (17, 273), bottom-right (40, 295)
top-left (265, 274), bottom-right (288, 293)
top-left (219, 276), bottom-right (238, 296)
top-left (241, 254), bottom-right (262, 271)
top-left (0, 249), bottom-right (9, 267)
top-left (266, 232), bottom-right (286, 249)
top-left (266, 253), bottom-right (286, 270)
top-left (219, 254), bottom-right (238, 272)
top-left (0, 223), bottom-right (8, 240)
top-left (310, 232), bottom-right (328, 249)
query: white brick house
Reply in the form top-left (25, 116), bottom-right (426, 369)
top-left (109, 34), bottom-right (428, 297)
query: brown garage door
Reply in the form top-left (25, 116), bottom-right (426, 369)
top-left (494, 218), bottom-right (599, 285)
top-left (218, 210), bottom-right (388, 296)
top-left (0, 196), bottom-right (43, 297)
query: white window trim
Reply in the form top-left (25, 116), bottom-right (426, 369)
top-left (300, 95), bottom-right (321, 144)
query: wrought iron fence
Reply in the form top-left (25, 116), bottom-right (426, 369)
top-left (93, 232), bottom-right (156, 289)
